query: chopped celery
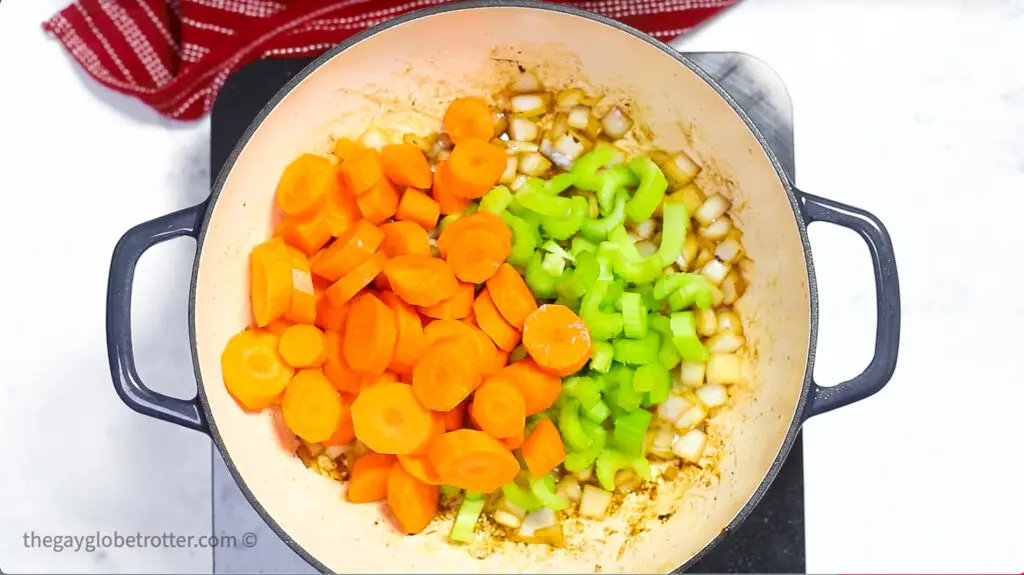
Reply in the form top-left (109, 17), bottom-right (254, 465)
top-left (570, 147), bottom-right (618, 190)
top-left (589, 341), bottom-right (615, 373)
top-left (602, 278), bottom-right (626, 311)
top-left (438, 214), bottom-right (461, 232)
top-left (440, 485), bottom-right (461, 498)
top-left (608, 226), bottom-right (662, 284)
top-left (571, 236), bottom-right (597, 256)
top-left (465, 490), bottom-right (486, 501)
top-left (611, 409), bottom-right (653, 456)
top-left (595, 165), bottom-right (640, 216)
top-left (555, 251), bottom-right (599, 307)
top-left (611, 373), bottom-right (643, 412)
top-left (655, 199), bottom-right (688, 266)
top-left (653, 273), bottom-right (687, 300)
top-left (595, 448), bottom-right (652, 491)
top-left (579, 278), bottom-right (623, 341)
top-left (613, 331), bottom-right (661, 365)
top-left (545, 172), bottom-right (578, 195)
top-left (558, 399), bottom-right (594, 452)
top-left (635, 362), bottom-right (672, 406)
top-left (525, 251), bottom-right (559, 299)
top-left (518, 189), bottom-right (574, 217)
top-left (542, 240), bottom-right (575, 262)
top-left (582, 399), bottom-right (611, 423)
top-left (501, 482), bottom-right (543, 512)
top-left (562, 376), bottom-right (604, 409)
top-left (670, 311), bottom-right (710, 362)
top-left (634, 282), bottom-right (661, 312)
top-left (541, 252), bottom-right (567, 276)
top-left (529, 475), bottom-right (568, 511)
top-left (480, 185), bottom-right (513, 214)
top-left (625, 155), bottom-right (669, 224)
top-left (620, 292), bottom-right (648, 339)
top-left (563, 425), bottom-right (607, 472)
top-left (541, 195), bottom-right (588, 240)
top-left (580, 190), bottom-right (628, 242)
top-left (449, 497), bottom-right (485, 543)
top-left (648, 313), bottom-right (682, 369)
top-left (501, 211), bottom-right (539, 267)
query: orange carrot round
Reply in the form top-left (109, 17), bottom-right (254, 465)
top-left (445, 228), bottom-right (511, 283)
top-left (378, 291), bottom-right (426, 374)
top-left (347, 452), bottom-right (397, 503)
top-left (387, 461), bottom-right (440, 534)
top-left (250, 238), bottom-right (294, 327)
top-left (498, 358), bottom-right (561, 415)
top-left (412, 336), bottom-right (483, 412)
top-left (383, 255), bottom-right (459, 307)
top-left (265, 318), bottom-right (295, 336)
top-left (418, 282), bottom-right (474, 320)
top-left (522, 304), bottom-right (593, 376)
top-left (442, 402), bottom-right (467, 431)
top-left (278, 324), bottom-right (328, 368)
top-left (275, 211), bottom-right (333, 256)
top-left (283, 246), bottom-right (317, 324)
top-left (281, 369), bottom-right (343, 444)
top-left (520, 418), bottom-right (566, 478)
top-left (443, 97), bottom-right (494, 145)
top-left (422, 320), bottom-right (502, 376)
top-left (351, 382), bottom-right (435, 455)
top-left (395, 188), bottom-right (441, 231)
top-left (356, 177), bottom-right (400, 226)
top-left (323, 185), bottom-right (362, 237)
top-left (469, 377), bottom-right (526, 439)
top-left (379, 220), bottom-right (431, 258)
top-left (473, 288), bottom-right (521, 352)
top-left (324, 251), bottom-right (386, 307)
top-left (501, 429), bottom-right (525, 451)
top-left (315, 296), bottom-right (349, 332)
top-left (275, 154), bottom-right (333, 217)
top-left (381, 143), bottom-right (433, 189)
top-left (339, 147), bottom-right (384, 196)
top-left (333, 138), bottom-right (366, 162)
top-left (397, 453), bottom-right (444, 485)
top-left (221, 329), bottom-right (294, 410)
top-left (322, 394), bottom-right (356, 446)
top-left (431, 162), bottom-right (471, 215)
top-left (323, 331), bottom-right (361, 394)
top-left (428, 429), bottom-right (520, 493)
top-left (342, 291), bottom-right (397, 375)
top-left (360, 370), bottom-right (401, 390)
top-left (486, 262), bottom-right (538, 331)
top-left (311, 219), bottom-right (384, 282)
top-left (436, 211), bottom-right (511, 258)
top-left (446, 139), bottom-right (507, 199)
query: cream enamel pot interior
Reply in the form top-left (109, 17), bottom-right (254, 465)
top-left (105, 2), bottom-right (901, 572)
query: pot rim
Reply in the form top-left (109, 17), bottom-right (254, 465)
top-left (189, 1), bottom-right (819, 572)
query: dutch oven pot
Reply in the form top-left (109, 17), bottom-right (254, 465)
top-left (105, 2), bottom-right (901, 572)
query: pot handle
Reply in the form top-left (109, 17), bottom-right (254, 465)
top-left (106, 202), bottom-right (211, 435)
top-left (796, 190), bottom-right (901, 418)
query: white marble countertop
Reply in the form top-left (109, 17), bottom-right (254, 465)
top-left (1, 0), bottom-right (1022, 573)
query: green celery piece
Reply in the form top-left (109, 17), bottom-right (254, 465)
top-left (610, 373), bottom-right (643, 412)
top-left (595, 241), bottom-right (619, 279)
top-left (653, 273), bottom-right (687, 300)
top-left (570, 147), bottom-right (618, 190)
top-left (620, 292), bottom-right (648, 339)
top-left (571, 236), bottom-right (597, 257)
top-left (580, 190), bottom-right (628, 242)
top-left (655, 199), bottom-right (689, 267)
top-left (555, 250), bottom-right (599, 309)
top-left (501, 482), bottom-right (543, 512)
top-left (449, 498), bottom-right (486, 543)
top-left (595, 448), bottom-right (652, 491)
top-left (610, 409), bottom-right (653, 456)
top-left (612, 331), bottom-right (661, 366)
top-left (579, 278), bottom-right (623, 341)
top-left (608, 226), bottom-right (663, 285)
top-left (670, 311), bottom-right (710, 362)
top-left (582, 399), bottom-right (611, 423)
top-left (635, 362), bottom-right (672, 406)
top-left (558, 399), bottom-right (594, 452)
top-left (634, 282), bottom-right (660, 312)
top-left (480, 185), bottom-right (513, 214)
top-left (595, 165), bottom-right (640, 216)
top-left (602, 277), bottom-right (627, 311)
top-left (563, 425), bottom-right (607, 472)
top-left (438, 214), bottom-right (461, 233)
top-left (544, 172), bottom-right (577, 195)
top-left (529, 475), bottom-right (568, 511)
top-left (439, 485), bottom-right (461, 498)
top-left (648, 314), bottom-right (682, 370)
top-left (625, 155), bottom-right (668, 224)
top-left (465, 490), bottom-right (486, 501)
top-left (541, 195), bottom-right (588, 240)
top-left (589, 340), bottom-right (615, 373)
top-left (501, 211), bottom-right (539, 267)
top-left (525, 251), bottom-right (559, 299)
top-left (542, 240), bottom-right (575, 262)
top-left (517, 189), bottom-right (574, 217)
top-left (562, 376), bottom-right (603, 409)
top-left (541, 251), bottom-right (566, 276)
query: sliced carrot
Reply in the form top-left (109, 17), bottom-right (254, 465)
top-left (409, 411), bottom-right (446, 456)
top-left (323, 183), bottom-right (362, 237)
top-left (395, 188), bottom-right (441, 231)
top-left (473, 288), bottom-right (521, 352)
top-left (469, 377), bottom-right (526, 439)
top-left (422, 319), bottom-right (502, 376)
top-left (315, 294), bottom-right (349, 332)
top-left (338, 146), bottom-right (384, 196)
top-left (522, 304), bottom-right (593, 377)
top-left (381, 143), bottom-right (433, 189)
top-left (283, 246), bottom-right (317, 324)
top-left (351, 382), bottom-right (435, 455)
top-left (347, 452), bottom-right (396, 503)
top-left (443, 97), bottom-right (494, 145)
top-left (383, 255), bottom-right (459, 307)
top-left (324, 251), bottom-right (386, 307)
top-left (428, 429), bottom-right (520, 493)
top-left (446, 228), bottom-right (511, 283)
top-left (322, 394), bottom-right (356, 446)
top-left (442, 402), bottom-right (466, 431)
top-left (333, 138), bottom-right (365, 162)
top-left (378, 291), bottom-right (426, 375)
top-left (498, 358), bottom-right (561, 415)
top-left (460, 312), bottom-right (477, 328)
top-left (281, 369), bottom-right (343, 444)
top-left (412, 336), bottom-right (483, 412)
top-left (221, 328), bottom-right (293, 410)
top-left (387, 461), bottom-right (439, 535)
top-left (265, 318), bottom-right (295, 336)
top-left (278, 324), bottom-right (328, 368)
top-left (275, 154), bottom-right (333, 217)
top-left (323, 331), bottom-right (361, 394)
top-left (397, 453), bottom-right (444, 485)
top-left (342, 291), bottom-right (397, 376)
top-left (501, 430), bottom-right (525, 450)
top-left (250, 238), bottom-right (294, 327)
top-left (486, 262), bottom-right (538, 331)
top-left (418, 282), bottom-right (474, 320)
top-left (356, 177), bottom-right (400, 226)
top-left (360, 370), bottom-right (400, 389)
top-left (275, 212), bottom-right (333, 256)
top-left (431, 162), bottom-right (471, 215)
top-left (436, 211), bottom-right (511, 258)
top-left (311, 219), bottom-right (384, 282)
top-left (495, 349), bottom-right (510, 370)
top-left (520, 418), bottom-right (566, 478)
top-left (379, 220), bottom-right (431, 258)
top-left (446, 139), bottom-right (507, 199)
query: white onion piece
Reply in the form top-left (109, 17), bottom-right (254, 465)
top-left (510, 71), bottom-right (542, 93)
top-left (648, 427), bottom-right (676, 459)
top-left (579, 485), bottom-right (613, 519)
top-left (701, 258), bottom-right (731, 286)
top-left (705, 332), bottom-right (745, 354)
top-left (738, 257), bottom-right (755, 276)
top-left (709, 284), bottom-right (725, 307)
top-left (679, 183), bottom-right (706, 215)
top-left (693, 247), bottom-right (714, 270)
top-left (695, 383), bottom-right (729, 408)
top-left (553, 133), bottom-right (586, 163)
top-left (359, 126), bottom-right (390, 150)
top-left (716, 311), bottom-right (743, 335)
top-left (567, 106), bottom-right (591, 130)
top-left (557, 475), bottom-right (582, 502)
top-left (657, 394), bottom-right (692, 423)
top-left (714, 236), bottom-right (745, 264)
top-left (499, 497), bottom-right (529, 519)
top-left (695, 308), bottom-right (717, 337)
top-left (601, 106), bottom-right (633, 139)
top-left (510, 93), bottom-right (550, 116)
top-left (706, 353), bottom-right (741, 385)
top-left (679, 361), bottom-right (705, 388)
top-left (556, 88), bottom-right (584, 109)
top-left (700, 216), bottom-right (733, 241)
top-left (323, 444), bottom-right (349, 459)
top-left (672, 429), bottom-right (707, 463)
top-left (574, 466), bottom-right (594, 483)
top-left (663, 151), bottom-right (701, 185)
top-left (695, 193), bottom-right (731, 226)
top-left (519, 508), bottom-right (557, 537)
top-left (519, 152), bottom-right (553, 177)
top-left (504, 140), bottom-right (539, 154)
top-left (674, 405), bottom-right (707, 430)
top-left (500, 155), bottom-right (518, 184)
top-left (634, 219), bottom-right (655, 239)
top-left (721, 272), bottom-right (746, 305)
top-left (494, 509), bottom-right (523, 529)
top-left (510, 174), bottom-right (529, 192)
top-left (509, 117), bottom-right (539, 142)
top-left (637, 240), bottom-right (658, 258)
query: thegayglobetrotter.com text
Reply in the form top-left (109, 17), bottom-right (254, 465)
top-left (22, 530), bottom-right (258, 553)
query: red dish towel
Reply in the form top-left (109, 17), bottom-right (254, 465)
top-left (42, 0), bottom-right (736, 121)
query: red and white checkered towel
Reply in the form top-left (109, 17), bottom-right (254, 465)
top-left (42, 0), bottom-right (736, 121)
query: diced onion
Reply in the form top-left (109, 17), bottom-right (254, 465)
top-left (672, 429), bottom-right (707, 463)
top-left (700, 216), bottom-right (733, 241)
top-left (674, 405), bottom-right (707, 430)
top-left (679, 183), bottom-right (706, 215)
top-left (500, 156), bottom-right (518, 184)
top-left (554, 133), bottom-right (586, 162)
top-left (556, 88), bottom-right (585, 109)
top-left (579, 485), bottom-right (613, 519)
top-left (721, 271), bottom-right (747, 305)
top-left (359, 126), bottom-right (390, 150)
top-left (636, 240), bottom-right (658, 258)
top-left (510, 174), bottom-right (529, 192)
top-left (634, 219), bottom-right (655, 239)
top-left (695, 308), bottom-right (717, 337)
top-left (574, 466), bottom-right (594, 483)
top-left (695, 193), bottom-right (731, 226)
top-left (510, 93), bottom-right (550, 116)
top-left (556, 475), bottom-right (582, 502)
top-left (706, 353), bottom-right (741, 385)
top-left (498, 497), bottom-right (529, 519)
top-left (494, 509), bottom-right (523, 529)
top-left (519, 508), bottom-right (557, 537)
top-left (738, 257), bottom-right (755, 276)
top-left (615, 470), bottom-right (642, 491)
top-left (657, 394), bottom-right (692, 423)
top-left (717, 311), bottom-right (743, 335)
top-left (509, 117), bottom-right (540, 142)
top-left (648, 426), bottom-right (676, 459)
top-left (567, 106), bottom-right (591, 130)
top-left (519, 152), bottom-right (553, 177)
top-left (510, 71), bottom-right (542, 93)
top-left (533, 525), bottom-right (566, 548)
top-left (693, 247), bottom-right (715, 270)
top-left (709, 284), bottom-right (725, 307)
top-left (677, 235), bottom-right (700, 270)
top-left (584, 115), bottom-right (604, 140)
top-left (714, 236), bottom-right (745, 264)
top-left (701, 258), bottom-right (731, 285)
top-left (705, 331), bottom-right (745, 354)
top-left (323, 444), bottom-right (349, 459)
top-left (695, 383), bottom-right (729, 408)
top-left (663, 151), bottom-right (701, 186)
top-left (493, 111), bottom-right (508, 139)
top-left (601, 106), bottom-right (633, 140)
top-left (504, 140), bottom-right (540, 154)
top-left (402, 132), bottom-right (432, 152)
top-left (679, 361), bottom-right (705, 388)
